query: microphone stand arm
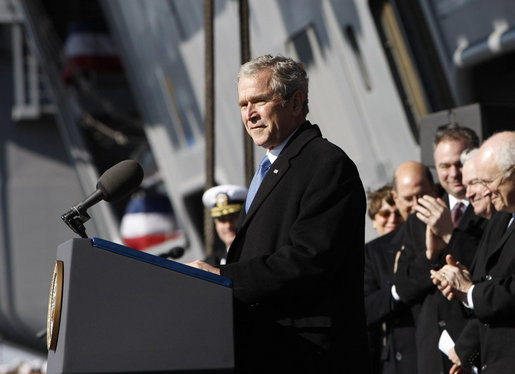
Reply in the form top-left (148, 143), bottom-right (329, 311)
top-left (61, 207), bottom-right (90, 238)
top-left (60, 189), bottom-right (104, 239)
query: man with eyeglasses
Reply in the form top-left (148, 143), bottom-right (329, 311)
top-left (461, 148), bottom-right (495, 220)
top-left (394, 126), bottom-right (488, 374)
top-left (431, 130), bottom-right (515, 373)
top-left (364, 161), bottom-right (436, 374)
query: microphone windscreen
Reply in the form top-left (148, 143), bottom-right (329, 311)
top-left (97, 160), bottom-right (144, 202)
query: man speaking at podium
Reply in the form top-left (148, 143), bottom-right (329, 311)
top-left (188, 55), bottom-right (368, 373)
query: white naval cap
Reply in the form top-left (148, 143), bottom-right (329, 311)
top-left (202, 184), bottom-right (248, 218)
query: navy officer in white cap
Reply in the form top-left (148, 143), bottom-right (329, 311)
top-left (202, 184), bottom-right (248, 265)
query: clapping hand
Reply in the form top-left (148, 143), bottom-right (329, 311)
top-left (415, 195), bottom-right (454, 244)
top-left (430, 255), bottom-right (473, 303)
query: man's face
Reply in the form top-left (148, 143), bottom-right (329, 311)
top-left (477, 157), bottom-right (515, 213)
top-left (463, 159), bottom-right (494, 219)
top-left (434, 139), bottom-right (471, 199)
top-left (238, 70), bottom-right (299, 150)
top-left (393, 174), bottom-right (435, 220)
top-left (214, 212), bottom-right (240, 249)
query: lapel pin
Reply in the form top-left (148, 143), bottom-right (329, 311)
top-left (273, 169), bottom-right (279, 174)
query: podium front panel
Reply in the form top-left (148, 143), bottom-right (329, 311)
top-left (47, 238), bottom-right (234, 373)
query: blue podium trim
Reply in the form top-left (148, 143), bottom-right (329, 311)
top-left (91, 237), bottom-right (232, 288)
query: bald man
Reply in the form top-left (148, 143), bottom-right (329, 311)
top-left (432, 131), bottom-right (515, 373)
top-left (365, 161), bottom-right (435, 374)
top-left (392, 161), bottom-right (438, 220)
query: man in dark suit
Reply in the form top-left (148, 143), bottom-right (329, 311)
top-left (365, 161), bottom-right (437, 374)
top-left (431, 131), bottom-right (515, 373)
top-left (187, 55), bottom-right (368, 373)
top-left (394, 126), bottom-right (487, 374)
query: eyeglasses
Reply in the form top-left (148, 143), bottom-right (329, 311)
top-left (478, 165), bottom-right (514, 189)
top-left (398, 193), bottom-right (425, 204)
top-left (377, 209), bottom-right (402, 219)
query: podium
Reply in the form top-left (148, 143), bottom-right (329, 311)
top-left (46, 238), bottom-right (234, 373)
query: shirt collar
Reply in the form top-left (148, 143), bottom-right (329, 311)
top-left (448, 194), bottom-right (470, 211)
top-left (265, 128), bottom-right (298, 163)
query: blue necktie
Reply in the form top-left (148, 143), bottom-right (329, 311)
top-left (245, 156), bottom-right (271, 212)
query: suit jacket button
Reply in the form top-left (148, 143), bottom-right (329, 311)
top-left (481, 364), bottom-right (487, 371)
top-left (395, 352), bottom-right (402, 361)
top-left (485, 274), bottom-right (492, 280)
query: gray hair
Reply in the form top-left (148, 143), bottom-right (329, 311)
top-left (460, 148), bottom-right (479, 165)
top-left (239, 55), bottom-right (309, 115)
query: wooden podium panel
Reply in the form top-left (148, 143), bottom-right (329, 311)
top-left (47, 238), bottom-right (234, 373)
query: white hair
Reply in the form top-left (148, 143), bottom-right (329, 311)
top-left (494, 132), bottom-right (515, 174)
top-left (460, 148), bottom-right (478, 164)
top-left (483, 131), bottom-right (515, 177)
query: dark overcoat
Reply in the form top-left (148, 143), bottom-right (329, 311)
top-left (455, 211), bottom-right (515, 373)
top-left (364, 224), bottom-right (418, 374)
top-left (394, 199), bottom-right (487, 374)
top-left (220, 122), bottom-right (369, 373)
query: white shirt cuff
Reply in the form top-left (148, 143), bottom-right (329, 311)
top-left (464, 285), bottom-right (475, 309)
top-left (391, 285), bottom-right (401, 301)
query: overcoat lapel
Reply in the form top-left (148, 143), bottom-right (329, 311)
top-left (227, 122), bottom-right (321, 263)
top-left (459, 204), bottom-right (476, 228)
top-left (485, 214), bottom-right (515, 268)
top-left (241, 122), bottom-right (320, 226)
top-left (498, 214), bottom-right (515, 247)
top-left (471, 212), bottom-right (513, 275)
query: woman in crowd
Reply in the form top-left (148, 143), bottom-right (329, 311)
top-left (367, 184), bottom-right (404, 236)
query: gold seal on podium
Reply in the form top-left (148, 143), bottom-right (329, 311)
top-left (47, 260), bottom-right (63, 351)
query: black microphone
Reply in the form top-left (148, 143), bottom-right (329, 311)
top-left (62, 160), bottom-right (144, 238)
top-left (97, 160), bottom-right (144, 202)
top-left (159, 246), bottom-right (185, 260)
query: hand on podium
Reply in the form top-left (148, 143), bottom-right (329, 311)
top-left (187, 260), bottom-right (221, 275)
